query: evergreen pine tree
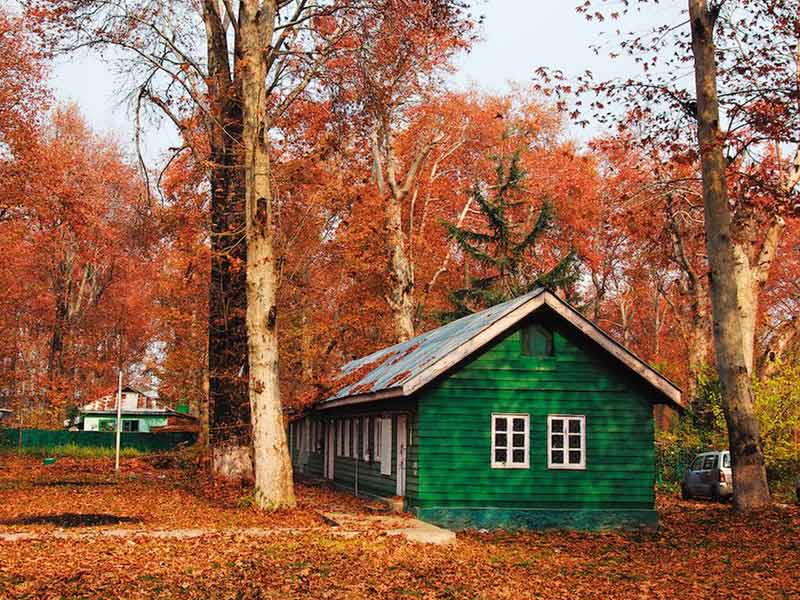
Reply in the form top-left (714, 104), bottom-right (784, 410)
top-left (441, 152), bottom-right (578, 321)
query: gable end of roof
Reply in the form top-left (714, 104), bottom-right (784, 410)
top-left (319, 289), bottom-right (682, 410)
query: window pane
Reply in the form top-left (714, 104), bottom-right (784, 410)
top-left (521, 324), bottom-right (554, 357)
top-left (568, 419), bottom-right (581, 434)
top-left (495, 433), bottom-right (507, 447)
top-left (512, 433), bottom-right (525, 448)
top-left (569, 450), bottom-right (582, 464)
top-left (494, 449), bottom-right (507, 463)
top-left (569, 435), bottom-right (581, 449)
top-left (551, 434), bottom-right (563, 449)
top-left (512, 418), bottom-right (525, 432)
top-left (495, 417), bottom-right (507, 432)
top-left (550, 419), bottom-right (563, 433)
top-left (703, 456), bottom-right (715, 470)
top-left (723, 453), bottom-right (730, 468)
top-left (512, 449), bottom-right (525, 463)
top-left (551, 450), bottom-right (564, 464)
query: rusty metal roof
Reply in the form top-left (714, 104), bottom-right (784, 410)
top-left (321, 288), bottom-right (683, 409)
top-left (324, 289), bottom-right (548, 404)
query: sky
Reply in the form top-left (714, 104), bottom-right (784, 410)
top-left (47, 0), bottom-right (685, 165)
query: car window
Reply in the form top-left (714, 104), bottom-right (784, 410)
top-left (703, 455), bottom-right (715, 470)
top-left (722, 453), bottom-right (730, 468)
top-left (690, 456), bottom-right (705, 471)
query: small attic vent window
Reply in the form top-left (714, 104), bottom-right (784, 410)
top-left (521, 323), bottom-right (554, 357)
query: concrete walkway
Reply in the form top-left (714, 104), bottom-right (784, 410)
top-left (0, 512), bottom-right (455, 545)
top-left (321, 512), bottom-right (456, 545)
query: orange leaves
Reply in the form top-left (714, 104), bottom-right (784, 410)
top-left (0, 102), bottom-right (160, 423)
top-left (2, 455), bottom-right (800, 599)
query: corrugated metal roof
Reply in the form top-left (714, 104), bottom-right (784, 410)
top-left (80, 389), bottom-right (173, 415)
top-left (325, 288), bottom-right (546, 403)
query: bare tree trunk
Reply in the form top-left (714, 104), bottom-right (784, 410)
top-left (688, 0), bottom-right (770, 510)
top-left (203, 0), bottom-right (251, 478)
top-left (732, 215), bottom-right (784, 374)
top-left (240, 0), bottom-right (294, 508)
top-left (370, 126), bottom-right (443, 342)
top-left (385, 194), bottom-right (416, 341)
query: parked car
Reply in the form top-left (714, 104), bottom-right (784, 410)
top-left (681, 451), bottom-right (733, 501)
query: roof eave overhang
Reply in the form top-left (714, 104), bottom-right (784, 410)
top-left (317, 386), bottom-right (405, 410)
top-left (322, 290), bottom-right (683, 411)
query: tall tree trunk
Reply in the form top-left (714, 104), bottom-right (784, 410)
top-left (688, 0), bottom-right (770, 510)
top-left (732, 215), bottom-right (784, 374)
top-left (386, 194), bottom-right (416, 342)
top-left (203, 0), bottom-right (251, 478)
top-left (207, 157), bottom-right (251, 476)
top-left (240, 0), bottom-right (295, 508)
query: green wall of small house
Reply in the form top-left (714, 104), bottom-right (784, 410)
top-left (290, 398), bottom-right (420, 509)
top-left (414, 309), bottom-right (660, 530)
top-left (82, 413), bottom-right (168, 433)
top-left (291, 308), bottom-right (666, 530)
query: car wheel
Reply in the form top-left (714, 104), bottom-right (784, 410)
top-left (681, 484), bottom-right (690, 500)
top-left (710, 485), bottom-right (720, 503)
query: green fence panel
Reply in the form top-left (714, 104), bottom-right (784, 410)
top-left (0, 428), bottom-right (196, 452)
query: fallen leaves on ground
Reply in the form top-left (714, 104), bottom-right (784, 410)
top-left (1, 456), bottom-right (798, 599)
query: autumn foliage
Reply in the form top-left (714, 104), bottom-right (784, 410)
top-left (0, 2), bottom-right (797, 459)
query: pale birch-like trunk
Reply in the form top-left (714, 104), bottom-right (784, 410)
top-left (370, 126), bottom-right (443, 342)
top-left (732, 216), bottom-right (785, 374)
top-left (386, 193), bottom-right (416, 341)
top-left (239, 0), bottom-right (295, 508)
top-left (732, 42), bottom-right (800, 375)
top-left (688, 0), bottom-right (770, 510)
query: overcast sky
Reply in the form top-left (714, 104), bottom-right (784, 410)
top-left (47, 0), bottom-right (685, 165)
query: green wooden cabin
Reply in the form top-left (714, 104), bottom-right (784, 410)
top-left (290, 289), bottom-right (682, 530)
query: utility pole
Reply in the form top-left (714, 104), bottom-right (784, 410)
top-left (114, 370), bottom-right (122, 473)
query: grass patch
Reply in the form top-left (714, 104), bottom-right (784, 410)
top-left (0, 443), bottom-right (143, 459)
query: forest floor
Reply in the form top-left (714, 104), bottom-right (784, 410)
top-left (0, 454), bottom-right (798, 600)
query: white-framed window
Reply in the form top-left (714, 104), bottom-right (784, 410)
top-left (343, 419), bottom-right (351, 458)
top-left (548, 415), bottom-right (586, 469)
top-left (336, 420), bottom-right (343, 456)
top-left (362, 417), bottom-right (369, 460)
top-left (491, 413), bottom-right (529, 469)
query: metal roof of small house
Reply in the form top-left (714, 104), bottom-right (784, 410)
top-left (321, 288), bottom-right (683, 409)
top-left (80, 386), bottom-right (180, 415)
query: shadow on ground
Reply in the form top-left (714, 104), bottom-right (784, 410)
top-left (0, 513), bottom-right (142, 527)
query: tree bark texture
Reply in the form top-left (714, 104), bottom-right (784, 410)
top-left (203, 0), bottom-right (252, 477)
top-left (239, 0), bottom-right (295, 508)
top-left (688, 0), bottom-right (771, 510)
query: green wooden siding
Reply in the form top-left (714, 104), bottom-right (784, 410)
top-left (290, 398), bottom-right (420, 508)
top-left (415, 310), bottom-right (658, 528)
top-left (83, 413), bottom-right (168, 433)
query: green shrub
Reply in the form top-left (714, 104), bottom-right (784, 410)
top-left (658, 365), bottom-right (800, 493)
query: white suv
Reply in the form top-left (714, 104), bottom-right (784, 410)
top-left (681, 451), bottom-right (733, 501)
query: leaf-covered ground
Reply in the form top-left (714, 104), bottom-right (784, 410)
top-left (1, 455), bottom-right (798, 599)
